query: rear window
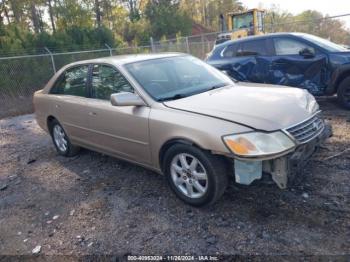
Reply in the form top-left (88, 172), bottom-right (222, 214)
top-left (238, 39), bottom-right (269, 56)
top-left (221, 44), bottom-right (238, 58)
top-left (50, 65), bottom-right (89, 97)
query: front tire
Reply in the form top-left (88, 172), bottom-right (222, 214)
top-left (337, 76), bottom-right (350, 109)
top-left (163, 144), bottom-right (228, 206)
top-left (49, 119), bottom-right (80, 157)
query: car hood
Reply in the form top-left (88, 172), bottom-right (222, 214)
top-left (163, 83), bottom-right (314, 131)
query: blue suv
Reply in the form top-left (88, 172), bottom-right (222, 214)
top-left (206, 33), bottom-right (350, 109)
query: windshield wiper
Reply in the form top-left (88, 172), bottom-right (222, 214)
top-left (158, 93), bottom-right (186, 102)
top-left (158, 83), bottom-right (233, 102)
top-left (207, 83), bottom-right (230, 91)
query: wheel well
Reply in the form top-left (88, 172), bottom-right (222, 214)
top-left (335, 70), bottom-right (350, 92)
top-left (158, 138), bottom-right (233, 179)
top-left (159, 139), bottom-right (202, 172)
top-left (47, 116), bottom-right (56, 133)
top-left (158, 138), bottom-right (232, 173)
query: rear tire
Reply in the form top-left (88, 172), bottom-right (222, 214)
top-left (49, 119), bottom-right (80, 157)
top-left (163, 144), bottom-right (228, 206)
top-left (337, 76), bottom-right (350, 109)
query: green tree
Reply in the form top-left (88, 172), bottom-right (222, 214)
top-left (206, 0), bottom-right (244, 30)
top-left (54, 0), bottom-right (93, 29)
top-left (145, 0), bottom-right (192, 39)
top-left (180, 0), bottom-right (243, 30)
top-left (122, 0), bottom-right (140, 21)
top-left (1, 0), bottom-right (350, 56)
top-left (264, 7), bottom-right (350, 45)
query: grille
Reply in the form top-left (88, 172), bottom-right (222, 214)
top-left (286, 114), bottom-right (325, 144)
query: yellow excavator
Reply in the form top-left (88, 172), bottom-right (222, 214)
top-left (216, 8), bottom-right (265, 45)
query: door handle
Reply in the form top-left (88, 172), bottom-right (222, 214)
top-left (272, 62), bottom-right (286, 66)
top-left (88, 112), bottom-right (97, 116)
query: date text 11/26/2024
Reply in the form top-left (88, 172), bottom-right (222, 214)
top-left (127, 255), bottom-right (219, 261)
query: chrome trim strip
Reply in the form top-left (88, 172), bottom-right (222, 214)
top-left (220, 46), bottom-right (228, 57)
top-left (283, 111), bottom-right (324, 145)
top-left (285, 111), bottom-right (321, 130)
top-left (63, 122), bottom-right (149, 145)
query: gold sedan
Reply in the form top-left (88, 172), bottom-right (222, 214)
top-left (34, 53), bottom-right (330, 206)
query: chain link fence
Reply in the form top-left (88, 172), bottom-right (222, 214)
top-left (0, 47), bottom-right (153, 119)
top-left (0, 55), bottom-right (54, 119)
top-left (1, 14), bottom-right (349, 119)
top-left (151, 31), bottom-right (218, 59)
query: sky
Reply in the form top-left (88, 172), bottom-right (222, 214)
top-left (244, 0), bottom-right (350, 28)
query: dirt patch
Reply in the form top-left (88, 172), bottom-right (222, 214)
top-left (0, 97), bottom-right (349, 257)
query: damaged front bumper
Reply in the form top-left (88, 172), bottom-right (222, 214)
top-left (233, 120), bottom-right (332, 189)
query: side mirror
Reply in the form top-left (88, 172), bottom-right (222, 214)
top-left (110, 92), bottom-right (146, 107)
top-left (236, 49), bottom-right (244, 56)
top-left (299, 48), bottom-right (315, 58)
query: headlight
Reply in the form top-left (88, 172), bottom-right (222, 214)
top-left (304, 91), bottom-right (319, 114)
top-left (307, 94), bottom-right (319, 113)
top-left (223, 131), bottom-right (296, 157)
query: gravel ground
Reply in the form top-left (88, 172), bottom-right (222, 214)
top-left (0, 97), bottom-right (349, 258)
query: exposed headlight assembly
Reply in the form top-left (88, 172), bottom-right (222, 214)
top-left (223, 131), bottom-right (296, 158)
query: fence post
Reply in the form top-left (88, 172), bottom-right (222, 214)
top-left (201, 34), bottom-right (205, 58)
top-left (44, 47), bottom-right (56, 74)
top-left (185, 36), bottom-right (190, 53)
top-left (105, 43), bottom-right (113, 56)
top-left (150, 37), bottom-right (155, 53)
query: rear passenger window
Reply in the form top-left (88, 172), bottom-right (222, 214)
top-left (274, 38), bottom-right (314, 55)
top-left (238, 39), bottom-right (269, 56)
top-left (221, 44), bottom-right (238, 57)
top-left (50, 65), bottom-right (89, 97)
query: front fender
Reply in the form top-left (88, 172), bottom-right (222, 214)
top-left (149, 106), bottom-right (252, 169)
top-left (328, 63), bottom-right (350, 94)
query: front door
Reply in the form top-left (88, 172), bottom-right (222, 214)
top-left (269, 37), bottom-right (328, 95)
top-left (85, 64), bottom-right (151, 164)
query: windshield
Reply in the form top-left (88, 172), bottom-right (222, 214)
top-left (124, 56), bottom-right (234, 101)
top-left (299, 34), bottom-right (348, 52)
top-left (232, 13), bottom-right (253, 30)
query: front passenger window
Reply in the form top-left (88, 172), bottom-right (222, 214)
top-left (91, 65), bottom-right (134, 100)
top-left (274, 38), bottom-right (315, 55)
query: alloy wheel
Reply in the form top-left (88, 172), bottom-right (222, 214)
top-left (53, 124), bottom-right (67, 152)
top-left (343, 86), bottom-right (350, 103)
top-left (170, 153), bottom-right (208, 199)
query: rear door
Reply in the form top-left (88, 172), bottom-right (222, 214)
top-left (49, 64), bottom-right (93, 143)
top-left (269, 36), bottom-right (328, 95)
top-left (234, 39), bottom-right (273, 83)
top-left (216, 39), bottom-right (273, 83)
top-left (210, 42), bottom-right (239, 76)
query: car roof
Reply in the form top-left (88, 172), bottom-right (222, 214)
top-left (64, 52), bottom-right (186, 68)
top-left (217, 32), bottom-right (308, 47)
